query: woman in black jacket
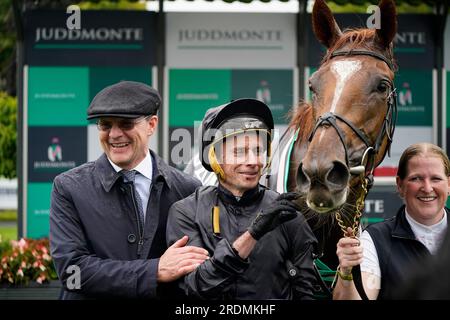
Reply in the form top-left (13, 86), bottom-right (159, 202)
top-left (333, 142), bottom-right (450, 300)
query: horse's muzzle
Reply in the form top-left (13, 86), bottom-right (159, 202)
top-left (296, 160), bottom-right (350, 212)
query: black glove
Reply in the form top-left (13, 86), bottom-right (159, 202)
top-left (248, 192), bottom-right (300, 240)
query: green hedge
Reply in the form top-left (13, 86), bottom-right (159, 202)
top-left (0, 92), bottom-right (16, 179)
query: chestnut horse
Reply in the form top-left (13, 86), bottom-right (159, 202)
top-left (185, 0), bottom-right (398, 298)
top-left (267, 0), bottom-right (398, 292)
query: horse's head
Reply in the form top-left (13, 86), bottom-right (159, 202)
top-left (295, 0), bottom-right (397, 215)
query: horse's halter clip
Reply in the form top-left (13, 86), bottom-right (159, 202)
top-left (308, 49), bottom-right (398, 182)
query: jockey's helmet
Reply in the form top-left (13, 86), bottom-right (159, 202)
top-left (199, 98), bottom-right (274, 180)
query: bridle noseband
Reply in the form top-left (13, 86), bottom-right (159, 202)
top-left (308, 49), bottom-right (398, 179)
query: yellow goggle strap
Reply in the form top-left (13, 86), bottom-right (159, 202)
top-left (208, 145), bottom-right (225, 181)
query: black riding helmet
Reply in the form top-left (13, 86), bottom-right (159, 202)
top-left (199, 98), bottom-right (274, 177)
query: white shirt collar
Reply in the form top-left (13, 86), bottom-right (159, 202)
top-left (405, 208), bottom-right (447, 233)
top-left (405, 208), bottom-right (447, 254)
top-left (108, 151), bottom-right (153, 180)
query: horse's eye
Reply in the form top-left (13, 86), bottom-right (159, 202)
top-left (377, 81), bottom-right (388, 93)
top-left (309, 83), bottom-right (317, 100)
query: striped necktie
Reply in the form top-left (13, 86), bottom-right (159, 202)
top-left (121, 170), bottom-right (145, 226)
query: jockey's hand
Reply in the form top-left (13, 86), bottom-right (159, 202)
top-left (248, 192), bottom-right (300, 240)
top-left (336, 227), bottom-right (363, 275)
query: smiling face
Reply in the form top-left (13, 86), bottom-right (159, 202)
top-left (396, 155), bottom-right (450, 225)
top-left (217, 132), bottom-right (266, 197)
top-left (98, 115), bottom-right (158, 170)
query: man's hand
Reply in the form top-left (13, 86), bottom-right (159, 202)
top-left (157, 236), bottom-right (209, 282)
top-left (248, 192), bottom-right (300, 240)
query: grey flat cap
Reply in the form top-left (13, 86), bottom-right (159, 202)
top-left (87, 81), bottom-right (161, 120)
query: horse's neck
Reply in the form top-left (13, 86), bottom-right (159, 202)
top-left (286, 105), bottom-right (314, 193)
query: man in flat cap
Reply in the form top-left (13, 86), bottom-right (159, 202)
top-left (50, 81), bottom-right (206, 299)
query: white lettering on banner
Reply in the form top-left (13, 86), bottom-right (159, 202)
top-left (176, 93), bottom-right (219, 100)
top-left (33, 161), bottom-right (76, 169)
top-left (398, 106), bottom-right (425, 112)
top-left (34, 93), bottom-right (76, 99)
top-left (34, 209), bottom-right (50, 215)
top-left (395, 32), bottom-right (426, 45)
top-left (365, 200), bottom-right (384, 214)
top-left (35, 27), bottom-right (143, 42)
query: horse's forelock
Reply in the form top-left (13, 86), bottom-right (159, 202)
top-left (323, 28), bottom-right (395, 69)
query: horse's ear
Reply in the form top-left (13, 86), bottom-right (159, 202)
top-left (312, 0), bottom-right (342, 49)
top-left (375, 0), bottom-right (397, 48)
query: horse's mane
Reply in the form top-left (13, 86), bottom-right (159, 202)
top-left (288, 102), bottom-right (314, 143)
top-left (323, 28), bottom-right (397, 71)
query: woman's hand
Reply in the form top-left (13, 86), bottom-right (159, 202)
top-left (336, 227), bottom-right (363, 275)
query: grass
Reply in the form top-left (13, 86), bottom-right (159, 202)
top-left (0, 210), bottom-right (17, 242)
top-left (0, 210), bottom-right (17, 222)
top-left (0, 226), bottom-right (17, 241)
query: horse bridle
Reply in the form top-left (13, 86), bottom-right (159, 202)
top-left (309, 49), bottom-right (398, 301)
top-left (308, 49), bottom-right (398, 181)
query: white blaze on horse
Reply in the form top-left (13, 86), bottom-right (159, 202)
top-left (185, 0), bottom-right (398, 296)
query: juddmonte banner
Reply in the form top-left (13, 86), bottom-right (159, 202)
top-left (166, 12), bottom-right (296, 68)
top-left (24, 10), bottom-right (156, 66)
top-left (165, 13), bottom-right (297, 168)
top-left (307, 14), bottom-right (435, 69)
top-left (22, 10), bottom-right (156, 238)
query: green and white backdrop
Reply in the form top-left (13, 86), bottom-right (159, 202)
top-left (22, 10), bottom-right (156, 238)
top-left (165, 12), bottom-right (297, 169)
top-left (20, 10), bottom-right (448, 237)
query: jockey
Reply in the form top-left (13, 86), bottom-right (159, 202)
top-left (166, 98), bottom-right (318, 300)
top-left (199, 98), bottom-right (274, 183)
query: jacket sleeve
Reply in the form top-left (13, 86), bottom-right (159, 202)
top-left (50, 175), bottom-right (159, 299)
top-left (167, 200), bottom-right (250, 299)
top-left (288, 218), bottom-right (318, 300)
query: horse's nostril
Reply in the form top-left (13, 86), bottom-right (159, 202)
top-left (296, 163), bottom-right (310, 190)
top-left (326, 161), bottom-right (349, 188)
